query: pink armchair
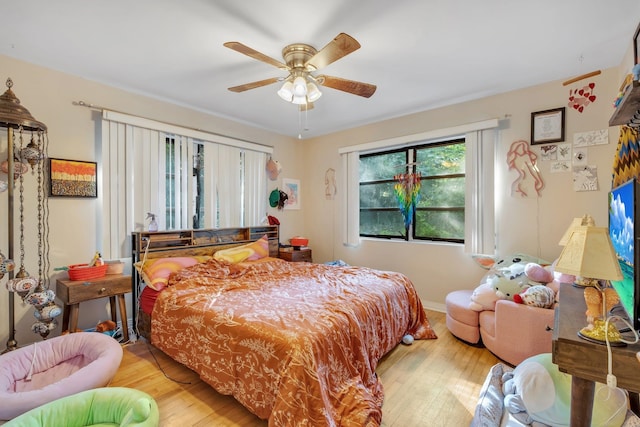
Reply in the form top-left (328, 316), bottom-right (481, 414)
top-left (478, 299), bottom-right (555, 366)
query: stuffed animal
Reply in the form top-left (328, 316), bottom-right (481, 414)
top-left (491, 275), bottom-right (530, 301)
top-left (469, 253), bottom-right (544, 310)
top-left (469, 282), bottom-right (500, 311)
top-left (513, 285), bottom-right (556, 309)
top-left (503, 353), bottom-right (627, 427)
top-left (96, 319), bottom-right (117, 333)
top-left (524, 259), bottom-right (576, 297)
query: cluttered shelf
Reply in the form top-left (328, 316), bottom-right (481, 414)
top-left (610, 80), bottom-right (640, 127)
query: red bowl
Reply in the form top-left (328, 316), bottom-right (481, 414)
top-left (290, 237), bottom-right (309, 247)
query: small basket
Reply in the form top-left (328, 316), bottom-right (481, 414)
top-left (67, 264), bottom-right (108, 281)
top-left (105, 260), bottom-right (124, 275)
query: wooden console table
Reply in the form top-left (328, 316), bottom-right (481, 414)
top-left (552, 283), bottom-right (640, 426)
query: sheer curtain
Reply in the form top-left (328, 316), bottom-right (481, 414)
top-left (339, 119), bottom-right (498, 252)
top-left (100, 110), bottom-right (271, 259)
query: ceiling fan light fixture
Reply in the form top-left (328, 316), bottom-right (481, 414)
top-left (306, 82), bottom-right (322, 102)
top-left (277, 80), bottom-right (294, 102)
top-left (291, 95), bottom-right (307, 105)
top-left (292, 76), bottom-right (307, 97)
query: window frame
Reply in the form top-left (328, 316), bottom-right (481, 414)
top-left (358, 138), bottom-right (465, 243)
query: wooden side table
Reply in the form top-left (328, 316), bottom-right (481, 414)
top-left (552, 283), bottom-right (640, 425)
top-left (56, 274), bottom-right (131, 342)
top-left (279, 248), bottom-right (312, 263)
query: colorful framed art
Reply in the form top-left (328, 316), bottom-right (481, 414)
top-left (48, 158), bottom-right (98, 198)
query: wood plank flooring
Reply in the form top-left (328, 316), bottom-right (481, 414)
top-left (109, 310), bottom-right (500, 426)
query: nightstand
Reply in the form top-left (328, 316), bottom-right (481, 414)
top-left (279, 248), bottom-right (312, 263)
top-left (56, 274), bottom-right (131, 342)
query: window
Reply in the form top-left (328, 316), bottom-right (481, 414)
top-left (101, 110), bottom-right (271, 259)
top-left (359, 138), bottom-right (465, 243)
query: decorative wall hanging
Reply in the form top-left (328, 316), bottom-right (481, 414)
top-left (531, 107), bottom-right (565, 145)
top-left (48, 158), bottom-right (98, 198)
top-left (568, 82), bottom-right (597, 113)
top-left (325, 168), bottom-right (336, 200)
top-left (266, 157), bottom-right (281, 181)
top-left (282, 178), bottom-right (300, 210)
top-left (0, 78), bottom-right (61, 350)
top-left (612, 126), bottom-right (640, 188)
top-left (393, 172), bottom-right (421, 237)
top-left (507, 140), bottom-right (544, 197)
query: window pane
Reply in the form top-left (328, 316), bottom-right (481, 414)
top-left (360, 151), bottom-right (406, 182)
top-left (415, 210), bottom-right (464, 240)
top-left (418, 177), bottom-right (465, 208)
top-left (360, 210), bottom-right (405, 237)
top-left (360, 182), bottom-right (398, 208)
top-left (416, 143), bottom-right (465, 176)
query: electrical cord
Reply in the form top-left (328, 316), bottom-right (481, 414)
top-left (605, 315), bottom-right (639, 388)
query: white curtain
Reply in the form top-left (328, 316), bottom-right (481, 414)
top-left (342, 152), bottom-right (361, 247)
top-left (100, 110), bottom-right (272, 259)
top-left (464, 128), bottom-right (497, 255)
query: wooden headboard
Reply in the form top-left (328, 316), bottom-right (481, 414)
top-left (130, 225), bottom-right (278, 328)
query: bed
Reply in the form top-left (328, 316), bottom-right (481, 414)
top-left (131, 226), bottom-right (436, 426)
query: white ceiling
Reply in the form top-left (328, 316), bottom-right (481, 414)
top-left (1, 1), bottom-right (639, 139)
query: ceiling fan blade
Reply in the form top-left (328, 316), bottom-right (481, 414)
top-left (317, 75), bottom-right (377, 98)
top-left (305, 33), bottom-right (361, 71)
top-left (228, 77), bottom-right (281, 93)
top-left (224, 41), bottom-right (288, 70)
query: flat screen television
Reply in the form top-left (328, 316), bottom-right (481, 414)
top-left (608, 178), bottom-right (640, 332)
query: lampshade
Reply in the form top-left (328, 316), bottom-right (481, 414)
top-left (277, 74), bottom-right (322, 105)
top-left (292, 76), bottom-right (307, 97)
top-left (277, 80), bottom-right (294, 102)
top-left (554, 218), bottom-right (623, 281)
top-left (306, 82), bottom-right (322, 102)
top-left (558, 214), bottom-right (591, 246)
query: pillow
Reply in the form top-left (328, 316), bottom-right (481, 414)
top-left (135, 256), bottom-right (211, 291)
top-left (503, 353), bottom-right (627, 427)
top-left (213, 235), bottom-right (269, 264)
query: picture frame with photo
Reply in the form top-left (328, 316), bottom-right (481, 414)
top-left (531, 107), bottom-right (565, 145)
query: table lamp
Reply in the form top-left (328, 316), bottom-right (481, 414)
top-left (555, 214), bottom-right (624, 344)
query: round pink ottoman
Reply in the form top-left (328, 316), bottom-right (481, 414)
top-left (445, 290), bottom-right (481, 345)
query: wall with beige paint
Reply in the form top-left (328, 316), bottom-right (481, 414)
top-left (0, 54), bottom-right (300, 347)
top-left (302, 65), bottom-right (628, 311)
top-left (0, 45), bottom-right (635, 346)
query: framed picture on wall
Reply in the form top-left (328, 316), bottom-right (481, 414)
top-left (531, 107), bottom-right (565, 145)
top-left (48, 158), bottom-right (98, 198)
top-left (282, 178), bottom-right (300, 210)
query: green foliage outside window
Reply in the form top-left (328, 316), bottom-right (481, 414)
top-left (359, 140), bottom-right (465, 242)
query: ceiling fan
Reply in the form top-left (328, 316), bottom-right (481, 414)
top-left (224, 33), bottom-right (376, 109)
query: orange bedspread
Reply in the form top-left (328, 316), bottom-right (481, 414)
top-left (151, 258), bottom-right (436, 426)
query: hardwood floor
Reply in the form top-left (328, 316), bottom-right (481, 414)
top-left (109, 310), bottom-right (500, 426)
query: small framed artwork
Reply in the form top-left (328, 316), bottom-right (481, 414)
top-left (634, 21), bottom-right (640, 65)
top-left (531, 107), bottom-right (565, 145)
top-left (48, 158), bottom-right (98, 198)
top-left (282, 178), bottom-right (300, 210)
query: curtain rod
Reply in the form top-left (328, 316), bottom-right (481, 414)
top-left (72, 100), bottom-right (273, 150)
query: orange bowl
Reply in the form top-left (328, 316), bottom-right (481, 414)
top-left (289, 237), bottom-right (309, 247)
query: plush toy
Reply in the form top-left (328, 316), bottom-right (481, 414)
top-left (524, 259), bottom-right (576, 297)
top-left (469, 253), bottom-right (544, 310)
top-left (503, 353), bottom-right (627, 427)
top-left (513, 285), bottom-right (556, 309)
top-left (96, 320), bottom-right (117, 333)
top-left (469, 282), bottom-right (500, 311)
top-left (491, 275), bottom-right (530, 301)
